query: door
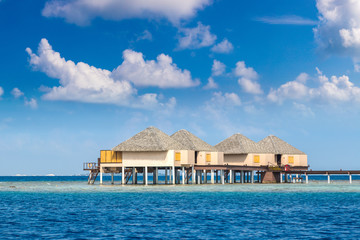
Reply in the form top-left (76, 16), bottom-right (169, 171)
top-left (276, 154), bottom-right (282, 166)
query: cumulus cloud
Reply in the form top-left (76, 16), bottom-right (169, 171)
top-left (314, 0), bottom-right (360, 56)
top-left (256, 15), bottom-right (317, 25)
top-left (268, 69), bottom-right (360, 104)
top-left (210, 91), bottom-right (241, 106)
top-left (203, 77), bottom-right (218, 89)
top-left (42, 0), bottom-right (211, 26)
top-left (11, 88), bottom-right (24, 98)
top-left (24, 98), bottom-right (38, 109)
top-left (211, 38), bottom-right (234, 53)
top-left (111, 49), bottom-right (199, 88)
top-left (234, 61), bottom-right (263, 94)
top-left (26, 38), bottom-right (184, 107)
top-left (177, 22), bottom-right (217, 49)
top-left (211, 60), bottom-right (226, 76)
top-left (293, 102), bottom-right (315, 117)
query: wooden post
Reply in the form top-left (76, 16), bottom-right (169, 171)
top-left (229, 169), bottom-right (233, 184)
top-left (192, 166), bottom-right (196, 184)
top-left (182, 167), bottom-right (185, 185)
top-left (251, 171), bottom-right (254, 184)
top-left (100, 167), bottom-right (103, 185)
top-left (165, 168), bottom-right (168, 184)
top-left (122, 167), bottom-right (125, 185)
top-left (216, 170), bottom-right (219, 183)
top-left (203, 170), bottom-right (207, 184)
top-left (155, 167), bottom-right (158, 184)
top-left (172, 167), bottom-right (176, 185)
top-left (349, 174), bottom-right (352, 184)
top-left (144, 166), bottom-right (148, 185)
top-left (327, 173), bottom-right (330, 184)
top-left (221, 170), bottom-right (225, 184)
top-left (111, 173), bottom-right (114, 185)
top-left (211, 170), bottom-right (214, 184)
top-left (241, 170), bottom-right (244, 184)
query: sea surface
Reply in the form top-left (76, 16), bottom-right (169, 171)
top-left (1, 176), bottom-right (360, 239)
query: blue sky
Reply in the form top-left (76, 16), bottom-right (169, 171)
top-left (1, 0), bottom-right (360, 175)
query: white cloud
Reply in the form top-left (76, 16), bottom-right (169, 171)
top-left (293, 102), bottom-right (315, 117)
top-left (0, 87), bottom-right (3, 98)
top-left (11, 88), bottom-right (24, 98)
top-left (256, 15), bottom-right (317, 25)
top-left (211, 38), bottom-right (234, 53)
top-left (177, 22), bottom-right (217, 49)
top-left (268, 74), bottom-right (309, 103)
top-left (234, 61), bottom-right (263, 94)
top-left (210, 91), bottom-right (241, 106)
top-left (137, 30), bottom-right (152, 41)
top-left (314, 0), bottom-right (360, 57)
top-left (42, 0), bottom-right (211, 26)
top-left (211, 60), bottom-right (226, 76)
top-left (111, 49), bottom-right (199, 88)
top-left (203, 77), bottom-right (218, 89)
top-left (24, 98), bottom-right (38, 109)
top-left (268, 69), bottom-right (360, 104)
top-left (26, 38), bottom-right (184, 107)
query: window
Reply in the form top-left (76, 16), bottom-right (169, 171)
top-left (206, 154), bottom-right (211, 162)
top-left (175, 152), bottom-right (181, 161)
top-left (253, 155), bottom-right (260, 163)
top-left (288, 156), bottom-right (294, 164)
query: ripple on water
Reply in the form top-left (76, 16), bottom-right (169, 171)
top-left (1, 181), bottom-right (360, 239)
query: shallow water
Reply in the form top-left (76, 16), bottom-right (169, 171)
top-left (1, 177), bottom-right (360, 239)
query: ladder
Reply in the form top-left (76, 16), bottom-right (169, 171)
top-left (125, 169), bottom-right (133, 184)
top-left (88, 169), bottom-right (100, 184)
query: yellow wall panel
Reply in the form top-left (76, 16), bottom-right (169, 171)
top-left (116, 151), bottom-right (122, 163)
top-left (288, 156), bottom-right (294, 164)
top-left (100, 150), bottom-right (106, 163)
top-left (175, 152), bottom-right (181, 161)
top-left (206, 154), bottom-right (211, 162)
top-left (253, 155), bottom-right (260, 163)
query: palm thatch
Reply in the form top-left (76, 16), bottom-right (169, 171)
top-left (215, 134), bottom-right (266, 154)
top-left (258, 135), bottom-right (305, 155)
top-left (171, 129), bottom-right (218, 152)
top-left (112, 126), bottom-right (185, 151)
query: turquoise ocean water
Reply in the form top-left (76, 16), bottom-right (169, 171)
top-left (1, 176), bottom-right (360, 239)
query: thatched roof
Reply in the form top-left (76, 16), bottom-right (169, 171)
top-left (112, 126), bottom-right (185, 152)
top-left (258, 135), bottom-right (305, 155)
top-left (215, 134), bottom-right (265, 154)
top-left (171, 129), bottom-right (218, 152)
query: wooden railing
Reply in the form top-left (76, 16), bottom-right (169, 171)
top-left (83, 162), bottom-right (98, 170)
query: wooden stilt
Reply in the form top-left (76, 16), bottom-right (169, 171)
top-left (165, 168), bottom-right (168, 184)
top-left (172, 166), bottom-right (176, 185)
top-left (122, 167), bottom-right (125, 185)
top-left (144, 166), bottom-right (148, 185)
top-left (100, 167), bottom-right (103, 185)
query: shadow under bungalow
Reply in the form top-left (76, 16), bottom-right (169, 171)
top-left (84, 126), bottom-right (309, 185)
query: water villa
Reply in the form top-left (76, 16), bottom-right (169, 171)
top-left (84, 126), bottom-right (334, 184)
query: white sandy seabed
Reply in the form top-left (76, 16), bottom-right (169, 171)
top-left (0, 180), bottom-right (360, 193)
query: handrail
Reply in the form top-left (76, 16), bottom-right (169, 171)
top-left (83, 162), bottom-right (98, 170)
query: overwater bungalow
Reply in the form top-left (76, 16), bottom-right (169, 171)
top-left (215, 133), bottom-right (274, 167)
top-left (257, 135), bottom-right (308, 169)
top-left (171, 129), bottom-right (224, 183)
top-left (171, 129), bottom-right (223, 165)
top-left (97, 126), bottom-right (195, 185)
